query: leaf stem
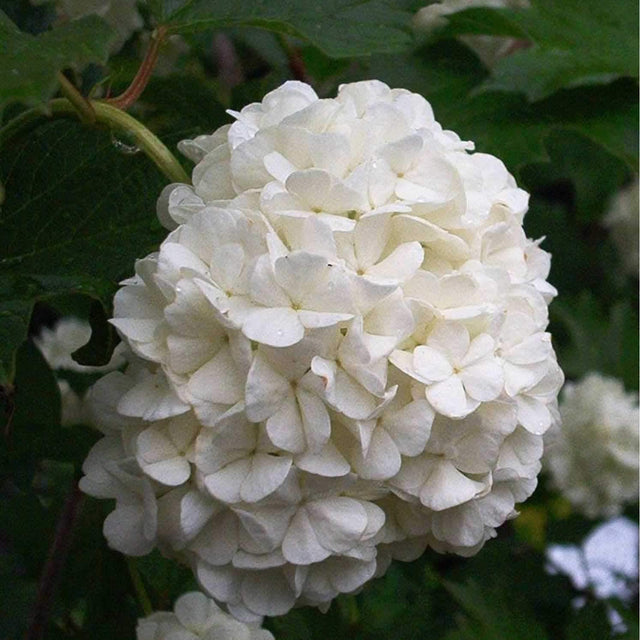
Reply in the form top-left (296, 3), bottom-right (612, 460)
top-left (25, 481), bottom-right (84, 640)
top-left (276, 34), bottom-right (311, 83)
top-left (127, 558), bottom-right (154, 617)
top-left (92, 100), bottom-right (190, 183)
top-left (0, 99), bottom-right (190, 184)
top-left (56, 71), bottom-right (96, 124)
top-left (108, 26), bottom-right (168, 110)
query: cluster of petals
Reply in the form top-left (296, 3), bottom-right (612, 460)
top-left (34, 317), bottom-right (125, 425)
top-left (81, 80), bottom-right (563, 618)
top-left (137, 591), bottom-right (274, 640)
top-left (603, 178), bottom-right (639, 277)
top-left (413, 0), bottom-right (530, 67)
top-left (544, 373), bottom-right (639, 519)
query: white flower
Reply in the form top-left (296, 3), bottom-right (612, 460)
top-left (34, 317), bottom-right (126, 425)
top-left (83, 80), bottom-right (562, 616)
top-left (136, 591), bottom-right (274, 640)
top-left (603, 178), bottom-right (639, 277)
top-left (413, 0), bottom-right (530, 68)
top-left (57, 0), bottom-right (143, 51)
top-left (390, 321), bottom-right (503, 418)
top-left (544, 373), bottom-right (639, 519)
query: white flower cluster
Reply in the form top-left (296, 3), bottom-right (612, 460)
top-left (137, 591), bottom-right (274, 640)
top-left (545, 373), bottom-right (639, 519)
top-left (413, 0), bottom-right (530, 67)
top-left (81, 80), bottom-right (563, 619)
top-left (603, 178), bottom-right (639, 277)
top-left (30, 0), bottom-right (144, 51)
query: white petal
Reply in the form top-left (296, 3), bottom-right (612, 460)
top-left (242, 307), bottom-right (304, 347)
top-left (191, 512), bottom-right (238, 565)
top-left (295, 441), bottom-right (350, 477)
top-left (188, 346), bottom-right (244, 404)
top-left (282, 508), bottom-right (331, 565)
top-left (306, 497), bottom-right (368, 553)
top-left (413, 345), bottom-right (453, 383)
top-left (383, 399), bottom-right (434, 456)
top-left (460, 333), bottom-right (495, 367)
top-left (353, 427), bottom-right (401, 480)
top-left (365, 242), bottom-right (424, 284)
top-left (426, 376), bottom-right (476, 418)
top-left (204, 458), bottom-right (250, 503)
top-left (428, 322), bottom-right (469, 363)
top-left (460, 359), bottom-right (503, 401)
top-left (419, 460), bottom-right (485, 511)
top-left (240, 453), bottom-right (292, 503)
top-left (174, 591), bottom-right (219, 629)
top-left (142, 457), bottom-right (191, 486)
top-left (240, 569), bottom-right (296, 616)
top-left (245, 352), bottom-right (291, 421)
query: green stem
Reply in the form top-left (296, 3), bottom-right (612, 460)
top-left (56, 71), bottom-right (95, 124)
top-left (0, 99), bottom-right (190, 184)
top-left (127, 558), bottom-right (153, 617)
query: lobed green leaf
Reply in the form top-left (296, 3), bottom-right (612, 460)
top-left (0, 120), bottom-right (170, 383)
top-left (0, 11), bottom-right (115, 112)
top-left (152, 0), bottom-right (414, 58)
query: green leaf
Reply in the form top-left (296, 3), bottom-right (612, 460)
top-left (71, 298), bottom-right (118, 367)
top-left (0, 120), bottom-right (169, 383)
top-left (368, 43), bottom-right (638, 173)
top-left (444, 579), bottom-right (549, 640)
top-left (10, 339), bottom-right (61, 430)
top-left (153, 0), bottom-right (414, 58)
top-left (525, 130), bottom-right (630, 224)
top-left (134, 551), bottom-right (198, 611)
top-left (0, 11), bottom-right (115, 112)
top-left (552, 293), bottom-right (639, 390)
top-left (368, 41), bottom-right (550, 171)
top-left (0, 274), bottom-right (111, 384)
top-left (478, 0), bottom-right (639, 100)
top-left (565, 602), bottom-right (616, 640)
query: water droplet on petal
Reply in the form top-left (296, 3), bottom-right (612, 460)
top-left (110, 129), bottom-right (140, 155)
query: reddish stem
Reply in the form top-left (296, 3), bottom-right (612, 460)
top-left (108, 26), bottom-right (168, 110)
top-left (288, 47), bottom-right (311, 84)
top-left (25, 482), bottom-right (84, 640)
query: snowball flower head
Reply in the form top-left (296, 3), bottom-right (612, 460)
top-left (603, 178), bottom-right (639, 277)
top-left (545, 373), bottom-right (639, 519)
top-left (81, 80), bottom-right (562, 619)
top-left (414, 0), bottom-right (530, 67)
top-left (137, 591), bottom-right (274, 640)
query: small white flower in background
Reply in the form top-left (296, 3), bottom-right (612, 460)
top-left (34, 317), bottom-right (125, 425)
top-left (413, 0), bottom-right (530, 68)
top-left (81, 80), bottom-right (563, 618)
top-left (545, 373), bottom-right (639, 519)
top-left (30, 0), bottom-right (143, 52)
top-left (136, 591), bottom-right (274, 640)
top-left (34, 317), bottom-right (93, 372)
top-left (603, 178), bottom-right (639, 277)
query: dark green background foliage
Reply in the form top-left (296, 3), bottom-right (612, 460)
top-left (0, 0), bottom-right (637, 638)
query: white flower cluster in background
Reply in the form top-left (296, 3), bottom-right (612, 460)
top-left (545, 373), bottom-right (639, 519)
top-left (34, 317), bottom-right (125, 425)
top-left (31, 0), bottom-right (143, 51)
top-left (414, 0), bottom-right (530, 67)
top-left (603, 178), bottom-right (639, 277)
top-left (81, 80), bottom-right (563, 619)
top-left (137, 591), bottom-right (274, 640)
